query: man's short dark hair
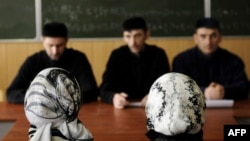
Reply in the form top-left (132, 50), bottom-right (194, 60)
top-left (122, 17), bottom-right (148, 32)
top-left (42, 22), bottom-right (68, 38)
top-left (195, 17), bottom-right (221, 33)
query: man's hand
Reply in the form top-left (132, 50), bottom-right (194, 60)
top-left (113, 92), bottom-right (129, 109)
top-left (204, 82), bottom-right (225, 99)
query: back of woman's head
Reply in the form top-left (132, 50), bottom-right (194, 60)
top-left (24, 67), bottom-right (93, 141)
top-left (145, 72), bottom-right (206, 141)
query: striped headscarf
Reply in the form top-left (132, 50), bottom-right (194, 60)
top-left (24, 68), bottom-right (93, 141)
top-left (145, 72), bottom-right (206, 140)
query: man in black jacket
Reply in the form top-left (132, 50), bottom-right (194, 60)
top-left (7, 22), bottom-right (99, 104)
top-left (172, 17), bottom-right (249, 100)
top-left (100, 17), bottom-right (170, 109)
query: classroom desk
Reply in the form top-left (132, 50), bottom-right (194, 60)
top-left (0, 100), bottom-right (250, 141)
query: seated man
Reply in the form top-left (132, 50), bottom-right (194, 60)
top-left (172, 17), bottom-right (249, 100)
top-left (100, 17), bottom-right (170, 109)
top-left (145, 72), bottom-right (206, 141)
top-left (7, 22), bottom-right (99, 104)
top-left (24, 68), bottom-right (93, 141)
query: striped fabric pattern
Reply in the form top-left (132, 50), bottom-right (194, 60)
top-left (24, 68), bottom-right (93, 141)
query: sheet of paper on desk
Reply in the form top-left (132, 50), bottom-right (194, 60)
top-left (127, 100), bottom-right (234, 108)
top-left (126, 102), bottom-right (143, 107)
top-left (206, 99), bottom-right (234, 108)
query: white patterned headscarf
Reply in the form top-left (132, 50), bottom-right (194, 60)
top-left (24, 68), bottom-right (93, 141)
top-left (145, 72), bottom-right (206, 139)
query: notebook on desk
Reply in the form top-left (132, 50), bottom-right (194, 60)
top-left (206, 99), bottom-right (234, 108)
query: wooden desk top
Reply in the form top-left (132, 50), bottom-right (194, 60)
top-left (1, 100), bottom-right (250, 141)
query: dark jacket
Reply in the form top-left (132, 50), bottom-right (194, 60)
top-left (7, 48), bottom-right (99, 104)
top-left (172, 47), bottom-right (249, 100)
top-left (100, 44), bottom-right (170, 103)
top-left (146, 130), bottom-right (203, 141)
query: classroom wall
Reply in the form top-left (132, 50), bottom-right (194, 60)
top-left (0, 37), bottom-right (250, 101)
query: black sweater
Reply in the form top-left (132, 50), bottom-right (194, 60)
top-left (172, 47), bottom-right (249, 100)
top-left (7, 48), bottom-right (99, 104)
top-left (100, 44), bottom-right (170, 103)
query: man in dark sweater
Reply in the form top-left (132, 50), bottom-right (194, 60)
top-left (99, 17), bottom-right (170, 109)
top-left (7, 22), bottom-right (99, 104)
top-left (172, 17), bottom-right (249, 100)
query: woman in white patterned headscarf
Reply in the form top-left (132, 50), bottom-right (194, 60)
top-left (145, 72), bottom-right (206, 141)
top-left (24, 68), bottom-right (93, 141)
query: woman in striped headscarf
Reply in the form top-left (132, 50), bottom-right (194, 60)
top-left (24, 68), bottom-right (93, 141)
